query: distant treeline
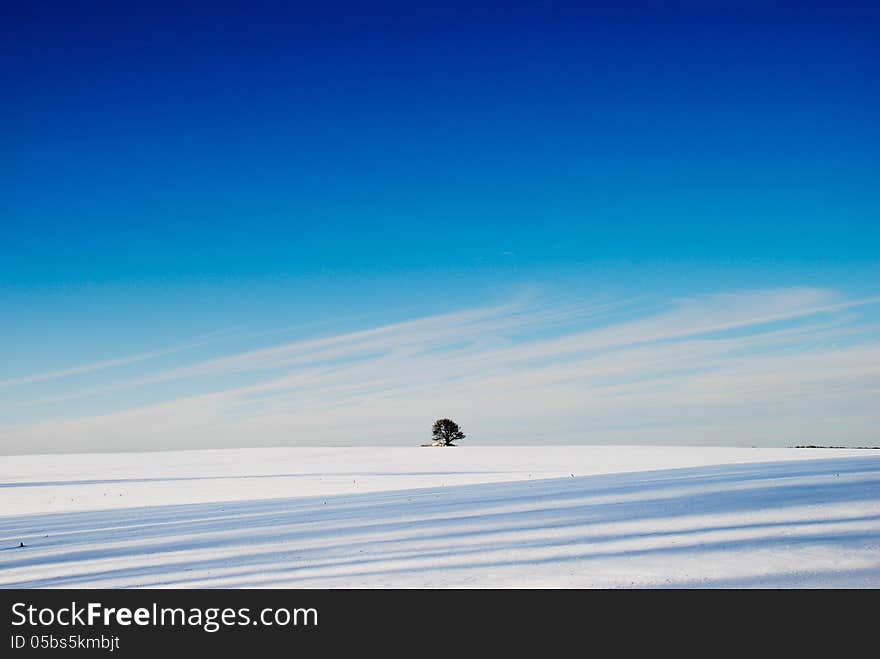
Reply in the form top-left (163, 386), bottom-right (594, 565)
top-left (794, 445), bottom-right (879, 449)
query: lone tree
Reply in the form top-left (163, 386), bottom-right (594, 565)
top-left (432, 418), bottom-right (465, 446)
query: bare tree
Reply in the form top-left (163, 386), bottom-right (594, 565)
top-left (431, 418), bottom-right (465, 446)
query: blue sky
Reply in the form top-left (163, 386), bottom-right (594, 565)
top-left (2, 1), bottom-right (878, 452)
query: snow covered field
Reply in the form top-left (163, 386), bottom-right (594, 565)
top-left (1, 446), bottom-right (878, 588)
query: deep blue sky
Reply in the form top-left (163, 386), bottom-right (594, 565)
top-left (2, 2), bottom-right (879, 449)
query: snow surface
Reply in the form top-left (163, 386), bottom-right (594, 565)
top-left (1, 446), bottom-right (878, 588)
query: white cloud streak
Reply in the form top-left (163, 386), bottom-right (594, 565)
top-left (0, 329), bottom-right (233, 388)
top-left (1, 286), bottom-right (879, 454)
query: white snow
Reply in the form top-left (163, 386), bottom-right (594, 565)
top-left (1, 446), bottom-right (878, 588)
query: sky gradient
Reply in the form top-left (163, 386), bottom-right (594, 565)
top-left (2, 1), bottom-right (878, 453)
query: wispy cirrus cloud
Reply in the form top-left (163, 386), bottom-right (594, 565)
top-left (0, 328), bottom-right (238, 389)
top-left (1, 286), bottom-right (879, 454)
